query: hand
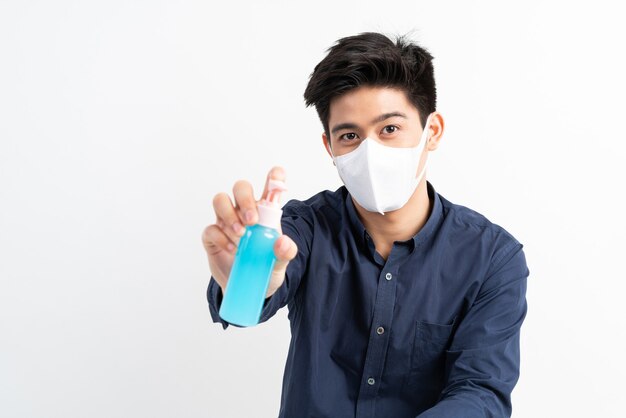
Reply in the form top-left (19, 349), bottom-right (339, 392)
top-left (201, 166), bottom-right (298, 298)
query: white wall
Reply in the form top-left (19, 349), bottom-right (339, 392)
top-left (1, 1), bottom-right (624, 417)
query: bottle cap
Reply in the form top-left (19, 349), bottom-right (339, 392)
top-left (257, 179), bottom-right (287, 230)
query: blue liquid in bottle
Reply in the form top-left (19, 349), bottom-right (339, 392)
top-left (219, 224), bottom-right (279, 326)
top-left (219, 179), bottom-right (287, 327)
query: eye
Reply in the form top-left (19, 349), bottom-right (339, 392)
top-left (339, 132), bottom-right (359, 142)
top-left (382, 125), bottom-right (399, 134)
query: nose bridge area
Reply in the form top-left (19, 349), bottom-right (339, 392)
top-left (363, 131), bottom-right (383, 145)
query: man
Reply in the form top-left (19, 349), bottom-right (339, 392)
top-left (202, 32), bottom-right (529, 418)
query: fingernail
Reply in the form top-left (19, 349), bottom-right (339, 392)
top-left (227, 243), bottom-right (235, 252)
top-left (232, 222), bottom-right (244, 235)
top-left (245, 210), bottom-right (255, 223)
top-left (279, 238), bottom-right (290, 253)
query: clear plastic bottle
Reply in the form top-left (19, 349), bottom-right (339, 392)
top-left (219, 179), bottom-right (288, 327)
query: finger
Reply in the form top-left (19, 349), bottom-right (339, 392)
top-left (273, 234), bottom-right (298, 271)
top-left (213, 192), bottom-right (246, 243)
top-left (233, 179), bottom-right (258, 226)
top-left (261, 166), bottom-right (287, 202)
top-left (202, 224), bottom-right (237, 256)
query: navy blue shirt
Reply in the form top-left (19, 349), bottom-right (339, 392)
top-left (207, 181), bottom-right (529, 417)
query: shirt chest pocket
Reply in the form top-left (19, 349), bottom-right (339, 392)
top-left (403, 317), bottom-right (457, 394)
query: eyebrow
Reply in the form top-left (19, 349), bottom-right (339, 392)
top-left (330, 111), bottom-right (408, 135)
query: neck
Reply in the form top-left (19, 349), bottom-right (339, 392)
top-left (352, 180), bottom-right (432, 259)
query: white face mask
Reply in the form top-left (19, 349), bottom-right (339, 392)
top-left (330, 113), bottom-right (433, 215)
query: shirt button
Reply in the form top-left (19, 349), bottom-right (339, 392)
top-left (376, 326), bottom-right (385, 335)
top-left (367, 377), bottom-right (375, 385)
top-left (385, 272), bottom-right (392, 280)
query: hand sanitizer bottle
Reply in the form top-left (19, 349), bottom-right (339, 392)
top-left (219, 179), bottom-right (288, 327)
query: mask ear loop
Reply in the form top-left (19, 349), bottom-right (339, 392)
top-left (423, 113), bottom-right (434, 144)
top-left (327, 138), bottom-right (337, 166)
top-left (414, 113), bottom-right (435, 182)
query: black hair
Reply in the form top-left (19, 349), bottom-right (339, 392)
top-left (303, 31), bottom-right (437, 141)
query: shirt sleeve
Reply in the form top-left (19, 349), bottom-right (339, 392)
top-left (416, 239), bottom-right (530, 418)
top-left (206, 199), bottom-right (313, 330)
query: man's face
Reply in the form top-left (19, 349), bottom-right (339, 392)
top-left (323, 85), bottom-right (426, 158)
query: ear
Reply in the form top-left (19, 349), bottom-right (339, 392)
top-left (426, 112), bottom-right (445, 151)
top-left (322, 132), bottom-right (336, 165)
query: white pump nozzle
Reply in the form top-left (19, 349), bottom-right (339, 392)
top-left (257, 179), bottom-right (287, 229)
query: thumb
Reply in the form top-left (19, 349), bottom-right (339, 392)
top-left (273, 234), bottom-right (298, 272)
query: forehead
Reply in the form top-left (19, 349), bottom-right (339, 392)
top-left (328, 86), bottom-right (419, 123)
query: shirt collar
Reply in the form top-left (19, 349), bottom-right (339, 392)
top-left (343, 180), bottom-right (444, 253)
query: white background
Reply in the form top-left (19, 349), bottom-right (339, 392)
top-left (1, 1), bottom-right (624, 417)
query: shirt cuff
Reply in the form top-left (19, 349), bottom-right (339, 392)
top-left (207, 276), bottom-right (275, 330)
